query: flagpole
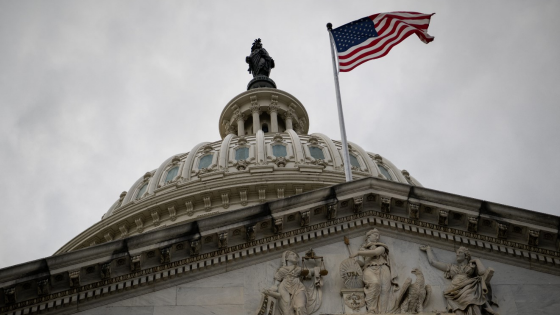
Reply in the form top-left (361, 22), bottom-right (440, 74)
top-left (327, 23), bottom-right (353, 182)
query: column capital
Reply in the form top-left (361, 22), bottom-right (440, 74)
top-left (251, 103), bottom-right (261, 114)
top-left (268, 102), bottom-right (279, 113)
top-left (236, 113), bottom-right (246, 122)
top-left (269, 95), bottom-right (279, 113)
top-left (250, 96), bottom-right (261, 114)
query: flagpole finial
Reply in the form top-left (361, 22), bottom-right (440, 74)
top-left (326, 23), bottom-right (332, 30)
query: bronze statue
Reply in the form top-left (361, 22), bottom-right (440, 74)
top-left (246, 38), bottom-right (275, 77)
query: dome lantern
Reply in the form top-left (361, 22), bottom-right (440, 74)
top-left (219, 88), bottom-right (309, 139)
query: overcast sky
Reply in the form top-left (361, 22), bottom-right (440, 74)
top-left (1, 1), bottom-right (559, 269)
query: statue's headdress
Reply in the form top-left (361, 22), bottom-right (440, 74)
top-left (457, 246), bottom-right (472, 261)
top-left (251, 38), bottom-right (262, 51)
top-left (282, 250), bottom-right (299, 266)
top-left (366, 228), bottom-right (380, 238)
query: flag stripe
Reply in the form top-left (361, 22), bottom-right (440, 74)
top-left (339, 17), bottom-right (432, 59)
top-left (340, 24), bottom-right (423, 67)
top-left (339, 27), bottom-right (427, 71)
top-left (339, 23), bottom-right (422, 66)
top-left (331, 12), bottom-right (435, 72)
top-left (339, 18), bottom-right (429, 59)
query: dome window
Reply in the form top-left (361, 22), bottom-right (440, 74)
top-left (198, 154), bottom-right (213, 169)
top-left (349, 154), bottom-right (361, 168)
top-left (262, 123), bottom-right (269, 133)
top-left (164, 166), bottom-right (179, 183)
top-left (309, 147), bottom-right (325, 160)
top-left (235, 147), bottom-right (249, 160)
top-left (135, 183), bottom-right (148, 200)
top-left (272, 144), bottom-right (287, 157)
top-left (377, 164), bottom-right (393, 181)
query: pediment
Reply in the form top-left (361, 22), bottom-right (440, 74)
top-left (74, 233), bottom-right (559, 315)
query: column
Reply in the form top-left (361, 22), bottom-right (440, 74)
top-left (285, 115), bottom-right (293, 130)
top-left (269, 95), bottom-right (279, 132)
top-left (237, 115), bottom-right (245, 136)
top-left (250, 96), bottom-right (260, 134)
top-left (270, 110), bottom-right (278, 132)
top-left (232, 105), bottom-right (245, 136)
top-left (284, 103), bottom-right (296, 130)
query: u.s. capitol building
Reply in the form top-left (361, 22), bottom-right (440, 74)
top-left (0, 41), bottom-right (558, 315)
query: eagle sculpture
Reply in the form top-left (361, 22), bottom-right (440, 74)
top-left (398, 268), bottom-right (432, 314)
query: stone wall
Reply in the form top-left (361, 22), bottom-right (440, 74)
top-left (75, 234), bottom-right (560, 315)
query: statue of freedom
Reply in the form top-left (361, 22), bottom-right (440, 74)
top-left (246, 38), bottom-right (275, 78)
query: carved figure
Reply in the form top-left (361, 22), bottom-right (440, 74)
top-left (246, 38), bottom-right (275, 77)
top-left (420, 245), bottom-right (499, 315)
top-left (398, 268), bottom-right (431, 314)
top-left (264, 250), bottom-right (324, 315)
top-left (349, 229), bottom-right (400, 313)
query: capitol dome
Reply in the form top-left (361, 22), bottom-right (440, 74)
top-left (55, 83), bottom-right (421, 254)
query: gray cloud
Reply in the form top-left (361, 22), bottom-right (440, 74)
top-left (1, 0), bottom-right (559, 268)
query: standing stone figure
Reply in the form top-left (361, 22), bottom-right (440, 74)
top-left (349, 229), bottom-right (400, 313)
top-left (263, 250), bottom-right (324, 315)
top-left (420, 245), bottom-right (499, 315)
top-left (246, 38), bottom-right (275, 77)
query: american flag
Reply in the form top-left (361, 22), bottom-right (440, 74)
top-left (331, 12), bottom-right (435, 72)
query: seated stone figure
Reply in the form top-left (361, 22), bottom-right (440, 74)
top-left (263, 250), bottom-right (324, 315)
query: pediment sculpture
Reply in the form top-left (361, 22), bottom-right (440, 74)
top-left (261, 249), bottom-right (327, 315)
top-left (339, 229), bottom-right (432, 314)
top-left (420, 245), bottom-right (500, 315)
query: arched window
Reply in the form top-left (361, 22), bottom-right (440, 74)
top-left (272, 144), bottom-right (287, 157)
top-left (164, 166), bottom-right (179, 183)
top-left (199, 154), bottom-right (213, 169)
top-left (262, 123), bottom-right (269, 133)
top-left (235, 147), bottom-right (249, 160)
top-left (136, 183), bottom-right (148, 200)
top-left (377, 164), bottom-right (393, 181)
top-left (309, 147), bottom-right (325, 160)
top-left (349, 154), bottom-right (361, 168)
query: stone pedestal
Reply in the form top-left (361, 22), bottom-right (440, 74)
top-left (247, 75), bottom-right (276, 90)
